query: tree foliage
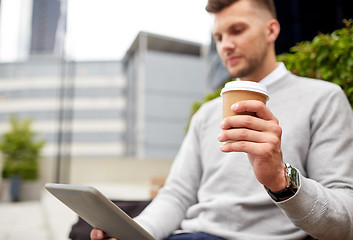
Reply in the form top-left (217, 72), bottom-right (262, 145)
top-left (277, 19), bottom-right (353, 107)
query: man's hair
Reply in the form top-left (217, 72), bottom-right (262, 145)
top-left (205, 0), bottom-right (277, 19)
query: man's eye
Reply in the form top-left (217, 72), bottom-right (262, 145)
top-left (232, 28), bottom-right (244, 34)
top-left (214, 35), bottom-right (222, 42)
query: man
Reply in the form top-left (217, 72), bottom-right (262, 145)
top-left (92, 0), bottom-right (353, 239)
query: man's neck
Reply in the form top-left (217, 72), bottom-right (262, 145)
top-left (239, 52), bottom-right (278, 82)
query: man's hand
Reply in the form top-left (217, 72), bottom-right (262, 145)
top-left (90, 229), bottom-right (117, 240)
top-left (218, 100), bottom-right (287, 191)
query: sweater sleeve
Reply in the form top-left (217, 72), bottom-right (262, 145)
top-left (277, 86), bottom-right (353, 239)
top-left (134, 108), bottom-right (204, 240)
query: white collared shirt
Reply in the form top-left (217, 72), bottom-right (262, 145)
top-left (236, 62), bottom-right (289, 87)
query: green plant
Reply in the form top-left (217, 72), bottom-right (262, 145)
top-left (277, 19), bottom-right (353, 107)
top-left (187, 19), bottom-right (353, 129)
top-left (190, 87), bottom-right (224, 119)
top-left (186, 81), bottom-right (231, 131)
top-left (0, 115), bottom-right (45, 180)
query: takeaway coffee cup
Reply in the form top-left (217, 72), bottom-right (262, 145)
top-left (221, 81), bottom-right (269, 119)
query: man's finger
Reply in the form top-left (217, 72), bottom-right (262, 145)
top-left (90, 229), bottom-right (104, 240)
top-left (218, 128), bottom-right (268, 143)
top-left (231, 100), bottom-right (278, 122)
top-left (221, 114), bottom-right (266, 131)
top-left (220, 140), bottom-right (278, 158)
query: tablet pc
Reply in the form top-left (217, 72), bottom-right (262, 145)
top-left (45, 183), bottom-right (156, 240)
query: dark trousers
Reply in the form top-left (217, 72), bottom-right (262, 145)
top-left (165, 232), bottom-right (225, 240)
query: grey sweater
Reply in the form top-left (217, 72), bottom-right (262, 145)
top-left (135, 72), bottom-right (353, 240)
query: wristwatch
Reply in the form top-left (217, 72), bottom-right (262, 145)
top-left (265, 163), bottom-right (300, 202)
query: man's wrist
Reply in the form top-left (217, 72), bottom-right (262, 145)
top-left (264, 163), bottom-right (300, 202)
top-left (264, 163), bottom-right (288, 192)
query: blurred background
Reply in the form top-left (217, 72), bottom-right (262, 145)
top-left (0, 0), bottom-right (352, 239)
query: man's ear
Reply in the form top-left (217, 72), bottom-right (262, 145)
top-left (267, 19), bottom-right (280, 43)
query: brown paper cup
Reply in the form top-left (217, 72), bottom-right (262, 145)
top-left (221, 81), bottom-right (269, 119)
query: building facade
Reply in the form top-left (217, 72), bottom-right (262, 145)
top-left (0, 32), bottom-right (207, 177)
top-left (124, 32), bottom-right (207, 159)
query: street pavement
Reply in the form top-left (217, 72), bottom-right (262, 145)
top-left (0, 192), bottom-right (77, 240)
top-left (0, 201), bottom-right (48, 240)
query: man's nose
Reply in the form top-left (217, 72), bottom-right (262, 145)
top-left (220, 35), bottom-right (236, 52)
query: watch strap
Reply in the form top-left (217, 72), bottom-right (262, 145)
top-left (265, 163), bottom-right (300, 202)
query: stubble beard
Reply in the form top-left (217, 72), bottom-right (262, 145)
top-left (228, 43), bottom-right (268, 79)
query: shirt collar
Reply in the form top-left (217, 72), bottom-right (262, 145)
top-left (236, 62), bottom-right (289, 87)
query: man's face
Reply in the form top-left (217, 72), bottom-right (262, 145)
top-left (212, 0), bottom-right (272, 80)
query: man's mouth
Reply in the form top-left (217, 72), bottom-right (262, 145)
top-left (226, 55), bottom-right (242, 66)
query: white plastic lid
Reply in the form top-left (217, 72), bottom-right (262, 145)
top-left (220, 80), bottom-right (269, 99)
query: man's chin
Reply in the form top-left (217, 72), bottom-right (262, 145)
top-left (226, 65), bottom-right (252, 79)
top-left (227, 68), bottom-right (243, 78)
top-left (225, 62), bottom-right (242, 76)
